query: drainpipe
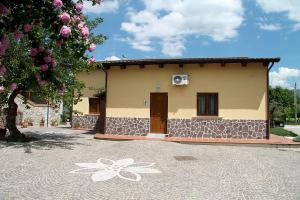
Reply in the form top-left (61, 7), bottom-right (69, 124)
top-left (47, 96), bottom-right (50, 127)
top-left (266, 62), bottom-right (275, 139)
top-left (100, 66), bottom-right (107, 133)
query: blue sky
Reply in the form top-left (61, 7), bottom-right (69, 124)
top-left (83, 0), bottom-right (300, 89)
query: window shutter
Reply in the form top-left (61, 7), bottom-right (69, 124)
top-left (89, 98), bottom-right (100, 114)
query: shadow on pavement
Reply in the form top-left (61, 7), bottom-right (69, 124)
top-left (0, 131), bottom-right (90, 152)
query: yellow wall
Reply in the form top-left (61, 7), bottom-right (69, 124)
top-left (106, 63), bottom-right (267, 120)
top-left (73, 70), bottom-right (106, 115)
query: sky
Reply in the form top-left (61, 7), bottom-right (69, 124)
top-left (83, 0), bottom-right (300, 89)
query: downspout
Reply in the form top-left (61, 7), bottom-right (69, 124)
top-left (266, 62), bottom-right (275, 139)
top-left (100, 66), bottom-right (107, 134)
top-left (47, 96), bottom-right (50, 127)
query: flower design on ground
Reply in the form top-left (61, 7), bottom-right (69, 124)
top-left (70, 158), bottom-right (161, 182)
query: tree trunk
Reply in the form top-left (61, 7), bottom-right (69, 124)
top-left (6, 89), bottom-right (27, 142)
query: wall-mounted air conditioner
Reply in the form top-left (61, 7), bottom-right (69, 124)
top-left (172, 75), bottom-right (189, 85)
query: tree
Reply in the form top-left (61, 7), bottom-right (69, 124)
top-left (269, 86), bottom-right (300, 121)
top-left (0, 0), bottom-right (105, 141)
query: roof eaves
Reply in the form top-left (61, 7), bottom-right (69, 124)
top-left (99, 57), bottom-right (280, 66)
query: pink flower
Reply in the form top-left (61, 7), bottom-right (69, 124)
top-left (79, 14), bottom-right (84, 20)
top-left (0, 3), bottom-right (9, 15)
top-left (56, 39), bottom-right (64, 46)
top-left (0, 47), bottom-right (5, 56)
top-left (75, 3), bottom-right (83, 12)
top-left (40, 64), bottom-right (49, 71)
top-left (88, 43), bottom-right (96, 52)
top-left (14, 30), bottom-right (24, 40)
top-left (0, 86), bottom-right (5, 93)
top-left (0, 37), bottom-right (9, 47)
top-left (58, 86), bottom-right (65, 94)
top-left (60, 12), bottom-right (70, 24)
top-left (53, 0), bottom-right (63, 9)
top-left (72, 15), bottom-right (81, 22)
top-left (51, 61), bottom-right (57, 69)
top-left (9, 83), bottom-right (17, 91)
top-left (44, 49), bottom-right (52, 56)
top-left (38, 80), bottom-right (47, 86)
top-left (35, 73), bottom-right (41, 81)
top-left (0, 37), bottom-right (9, 56)
top-left (23, 24), bottom-right (33, 32)
top-left (89, 56), bottom-right (96, 64)
top-left (43, 56), bottom-right (52, 63)
top-left (81, 26), bottom-right (89, 39)
top-left (60, 25), bottom-right (71, 38)
top-left (30, 48), bottom-right (39, 57)
top-left (0, 65), bottom-right (7, 76)
top-left (78, 21), bottom-right (85, 29)
top-left (38, 47), bottom-right (45, 52)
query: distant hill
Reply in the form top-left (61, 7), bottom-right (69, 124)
top-left (298, 89), bottom-right (300, 97)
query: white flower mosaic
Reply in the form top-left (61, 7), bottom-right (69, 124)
top-left (70, 158), bottom-right (161, 182)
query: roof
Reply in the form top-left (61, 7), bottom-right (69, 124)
top-left (100, 57), bottom-right (280, 66)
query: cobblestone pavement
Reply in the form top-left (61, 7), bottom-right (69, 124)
top-left (0, 127), bottom-right (299, 200)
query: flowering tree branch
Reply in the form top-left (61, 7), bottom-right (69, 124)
top-left (0, 0), bottom-right (105, 141)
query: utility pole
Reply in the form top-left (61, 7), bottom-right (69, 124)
top-left (295, 82), bottom-right (297, 124)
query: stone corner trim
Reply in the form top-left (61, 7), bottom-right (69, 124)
top-left (105, 117), bottom-right (149, 136)
top-left (168, 118), bottom-right (267, 139)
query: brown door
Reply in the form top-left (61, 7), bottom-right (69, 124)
top-left (150, 93), bottom-right (168, 133)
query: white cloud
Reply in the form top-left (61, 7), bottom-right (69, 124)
top-left (83, 0), bottom-right (119, 14)
top-left (256, 0), bottom-right (300, 31)
top-left (270, 67), bottom-right (300, 89)
top-left (293, 23), bottom-right (300, 31)
top-left (104, 56), bottom-right (121, 61)
top-left (121, 0), bottom-right (244, 57)
top-left (257, 23), bottom-right (281, 31)
top-left (162, 37), bottom-right (185, 57)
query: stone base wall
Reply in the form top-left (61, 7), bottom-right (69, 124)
top-left (168, 119), bottom-right (267, 139)
top-left (74, 116), bottom-right (267, 139)
top-left (72, 115), bottom-right (100, 130)
top-left (105, 117), bottom-right (149, 136)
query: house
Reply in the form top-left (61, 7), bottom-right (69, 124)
top-left (15, 93), bottom-right (63, 127)
top-left (72, 57), bottom-right (280, 139)
top-left (0, 93), bottom-right (63, 129)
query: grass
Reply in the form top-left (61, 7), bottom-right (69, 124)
top-left (271, 127), bottom-right (298, 137)
top-left (293, 136), bottom-right (300, 142)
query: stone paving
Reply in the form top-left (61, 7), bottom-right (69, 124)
top-left (0, 127), bottom-right (299, 200)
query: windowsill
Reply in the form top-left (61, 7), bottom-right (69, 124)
top-left (192, 116), bottom-right (222, 120)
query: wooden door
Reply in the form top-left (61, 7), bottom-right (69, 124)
top-left (150, 93), bottom-right (168, 133)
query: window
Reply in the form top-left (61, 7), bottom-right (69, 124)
top-left (89, 98), bottom-right (100, 114)
top-left (197, 93), bottom-right (218, 116)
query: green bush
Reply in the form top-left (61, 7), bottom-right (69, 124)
top-left (271, 128), bottom-right (298, 137)
top-left (60, 111), bottom-right (70, 122)
top-left (293, 136), bottom-right (300, 142)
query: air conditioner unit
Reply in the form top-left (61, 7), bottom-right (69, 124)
top-left (172, 75), bottom-right (189, 85)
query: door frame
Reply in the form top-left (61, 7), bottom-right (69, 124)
top-left (150, 92), bottom-right (168, 134)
